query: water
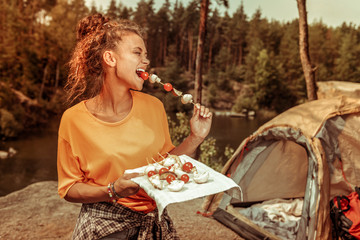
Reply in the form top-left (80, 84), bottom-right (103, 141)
top-left (210, 115), bottom-right (268, 151)
top-left (0, 117), bottom-right (60, 196)
top-left (0, 115), bottom-right (268, 196)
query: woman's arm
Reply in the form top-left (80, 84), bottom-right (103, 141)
top-left (170, 104), bottom-right (212, 158)
top-left (64, 173), bottom-right (140, 203)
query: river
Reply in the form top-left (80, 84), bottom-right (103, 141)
top-left (0, 114), bottom-right (269, 196)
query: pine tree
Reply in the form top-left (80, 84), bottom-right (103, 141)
top-left (334, 31), bottom-right (360, 82)
top-left (107, 0), bottom-right (118, 20)
top-left (153, 0), bottom-right (171, 66)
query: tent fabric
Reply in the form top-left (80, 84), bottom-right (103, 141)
top-left (203, 95), bottom-right (360, 239)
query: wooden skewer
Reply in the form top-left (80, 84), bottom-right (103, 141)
top-left (148, 73), bottom-right (196, 105)
top-left (151, 157), bottom-right (158, 163)
top-left (158, 152), bottom-right (166, 160)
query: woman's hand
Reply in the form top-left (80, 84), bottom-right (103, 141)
top-left (113, 172), bottom-right (140, 198)
top-left (189, 103), bottom-right (213, 141)
top-left (168, 103), bottom-right (213, 159)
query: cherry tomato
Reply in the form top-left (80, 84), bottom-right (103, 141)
top-left (166, 174), bottom-right (176, 184)
top-left (182, 162), bottom-right (193, 173)
top-left (180, 174), bottom-right (190, 183)
top-left (163, 83), bottom-right (173, 92)
top-left (140, 71), bottom-right (149, 80)
top-left (147, 170), bottom-right (156, 178)
top-left (159, 167), bottom-right (169, 175)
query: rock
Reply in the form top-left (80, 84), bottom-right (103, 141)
top-left (0, 181), bottom-right (243, 240)
top-left (0, 181), bottom-right (80, 240)
top-left (0, 147), bottom-right (17, 159)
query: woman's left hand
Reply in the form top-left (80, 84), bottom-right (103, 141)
top-left (189, 103), bottom-right (213, 141)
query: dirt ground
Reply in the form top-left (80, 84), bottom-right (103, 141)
top-left (0, 181), bottom-right (243, 240)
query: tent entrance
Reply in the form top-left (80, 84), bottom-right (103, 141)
top-left (216, 140), bottom-right (309, 240)
top-left (235, 140), bottom-right (308, 203)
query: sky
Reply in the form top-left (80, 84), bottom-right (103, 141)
top-left (85, 0), bottom-right (360, 27)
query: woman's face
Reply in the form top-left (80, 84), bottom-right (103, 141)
top-left (111, 32), bottom-right (149, 91)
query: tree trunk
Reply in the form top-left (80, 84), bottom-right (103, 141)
top-left (238, 41), bottom-right (243, 66)
top-left (297, 0), bottom-right (317, 100)
top-left (187, 29), bottom-right (193, 72)
top-left (180, 33), bottom-right (184, 65)
top-left (226, 39), bottom-right (231, 69)
top-left (194, 0), bottom-right (209, 104)
top-left (163, 33), bottom-right (167, 65)
top-left (39, 63), bottom-right (48, 100)
top-left (55, 61), bottom-right (60, 88)
top-left (207, 38), bottom-right (214, 71)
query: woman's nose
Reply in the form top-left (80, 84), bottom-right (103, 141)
top-left (143, 57), bottom-right (150, 65)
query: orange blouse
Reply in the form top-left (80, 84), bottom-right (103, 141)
top-left (57, 90), bottom-right (175, 213)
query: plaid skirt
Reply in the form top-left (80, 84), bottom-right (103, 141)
top-left (72, 202), bottom-right (179, 240)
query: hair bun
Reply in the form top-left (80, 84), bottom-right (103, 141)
top-left (76, 13), bottom-right (109, 41)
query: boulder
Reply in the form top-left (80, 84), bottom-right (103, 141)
top-left (0, 181), bottom-right (80, 240)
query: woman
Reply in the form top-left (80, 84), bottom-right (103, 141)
top-left (57, 13), bottom-right (212, 240)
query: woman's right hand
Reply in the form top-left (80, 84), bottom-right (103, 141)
top-left (113, 173), bottom-right (141, 198)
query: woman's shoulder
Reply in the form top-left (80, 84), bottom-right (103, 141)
top-left (59, 101), bottom-right (87, 128)
top-left (62, 101), bottom-right (85, 118)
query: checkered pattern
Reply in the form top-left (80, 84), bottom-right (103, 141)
top-left (72, 202), bottom-right (179, 240)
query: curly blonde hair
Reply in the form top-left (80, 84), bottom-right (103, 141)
top-left (65, 13), bottom-right (144, 106)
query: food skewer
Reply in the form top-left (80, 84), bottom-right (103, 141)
top-left (137, 69), bottom-right (195, 105)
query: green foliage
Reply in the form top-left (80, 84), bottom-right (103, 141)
top-left (0, 109), bottom-right (22, 138)
top-left (2, 0), bottom-right (360, 137)
top-left (232, 94), bottom-right (257, 112)
top-left (251, 49), bottom-right (297, 113)
top-left (224, 145), bottom-right (235, 160)
top-left (199, 137), bottom-right (220, 170)
top-left (167, 112), bottom-right (234, 171)
top-left (167, 112), bottom-right (191, 146)
top-left (334, 31), bottom-right (360, 82)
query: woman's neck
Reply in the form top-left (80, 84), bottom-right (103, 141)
top-left (86, 87), bottom-right (133, 123)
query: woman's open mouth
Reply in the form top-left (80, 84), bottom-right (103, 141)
top-left (136, 68), bottom-right (149, 80)
top-left (136, 68), bottom-right (145, 78)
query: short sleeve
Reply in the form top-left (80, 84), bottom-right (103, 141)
top-left (57, 136), bottom-right (85, 198)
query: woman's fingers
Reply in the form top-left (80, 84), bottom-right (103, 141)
top-left (194, 103), bottom-right (212, 118)
top-left (113, 174), bottom-right (140, 198)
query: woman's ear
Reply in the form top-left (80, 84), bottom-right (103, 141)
top-left (103, 50), bottom-right (116, 67)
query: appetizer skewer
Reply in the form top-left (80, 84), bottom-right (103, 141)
top-left (145, 153), bottom-right (209, 192)
top-left (137, 69), bottom-right (195, 105)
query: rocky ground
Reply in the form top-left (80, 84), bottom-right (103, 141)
top-left (0, 181), bottom-right (243, 240)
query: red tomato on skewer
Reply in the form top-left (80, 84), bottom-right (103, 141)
top-left (147, 170), bottom-right (156, 178)
top-left (140, 71), bottom-right (149, 80)
top-left (163, 83), bottom-right (173, 92)
top-left (159, 167), bottom-right (169, 175)
top-left (180, 174), bottom-right (190, 183)
top-left (166, 174), bottom-right (176, 184)
top-left (182, 162), bottom-right (193, 173)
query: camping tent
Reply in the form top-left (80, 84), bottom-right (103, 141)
top-left (203, 95), bottom-right (360, 240)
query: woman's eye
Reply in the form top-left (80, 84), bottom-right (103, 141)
top-left (135, 52), bottom-right (141, 55)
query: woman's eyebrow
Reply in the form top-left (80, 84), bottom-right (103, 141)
top-left (134, 47), bottom-right (147, 56)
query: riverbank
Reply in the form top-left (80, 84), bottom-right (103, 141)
top-left (0, 181), bottom-right (243, 240)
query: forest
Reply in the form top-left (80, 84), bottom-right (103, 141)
top-left (1, 0), bottom-right (360, 139)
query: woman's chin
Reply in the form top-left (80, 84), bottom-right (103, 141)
top-left (131, 83), bottom-right (144, 91)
